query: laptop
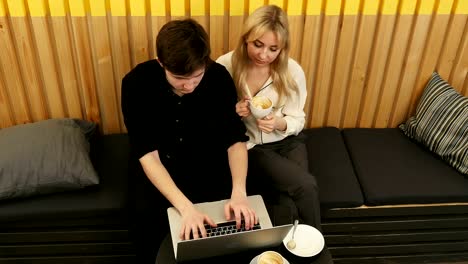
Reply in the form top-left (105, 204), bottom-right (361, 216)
top-left (167, 195), bottom-right (293, 262)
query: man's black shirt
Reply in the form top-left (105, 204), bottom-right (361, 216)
top-left (121, 60), bottom-right (248, 200)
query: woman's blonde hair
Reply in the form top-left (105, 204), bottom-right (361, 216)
top-left (232, 5), bottom-right (298, 103)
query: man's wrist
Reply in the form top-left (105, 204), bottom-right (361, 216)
top-left (231, 188), bottom-right (247, 198)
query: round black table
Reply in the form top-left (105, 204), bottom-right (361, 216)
top-left (155, 233), bottom-right (334, 264)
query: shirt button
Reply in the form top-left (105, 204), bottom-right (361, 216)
top-left (176, 119), bottom-right (179, 123)
top-left (179, 138), bottom-right (183, 142)
top-left (166, 154), bottom-right (170, 159)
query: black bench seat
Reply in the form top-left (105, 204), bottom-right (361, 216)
top-left (304, 128), bottom-right (468, 264)
top-left (0, 134), bottom-right (135, 263)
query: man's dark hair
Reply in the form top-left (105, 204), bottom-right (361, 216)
top-left (156, 19), bottom-right (212, 75)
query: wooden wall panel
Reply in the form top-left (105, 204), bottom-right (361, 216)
top-left (300, 0), bottom-right (323, 126)
top-left (342, 15), bottom-right (377, 128)
top-left (69, 15), bottom-right (100, 124)
top-left (326, 13), bottom-right (357, 128)
top-left (0, 69), bottom-right (14, 128)
top-left (0, 14), bottom-right (31, 124)
top-left (312, 9), bottom-right (340, 127)
top-left (30, 16), bottom-right (66, 118)
top-left (50, 15), bottom-right (83, 120)
top-left (209, 0), bottom-right (227, 60)
top-left (0, 0), bottom-right (466, 134)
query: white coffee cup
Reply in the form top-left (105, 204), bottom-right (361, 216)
top-left (249, 95), bottom-right (273, 119)
top-left (257, 251), bottom-right (284, 264)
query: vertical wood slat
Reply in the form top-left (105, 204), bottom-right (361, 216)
top-left (342, 15), bottom-right (378, 128)
top-left (89, 15), bottom-right (121, 134)
top-left (209, 0), bottom-right (226, 60)
top-left (129, 0), bottom-right (150, 67)
top-left (361, 12), bottom-right (397, 128)
top-left (0, 15), bottom-right (31, 124)
top-left (109, 4), bottom-right (132, 132)
top-left (300, 17), bottom-right (321, 125)
top-left (228, 0), bottom-right (246, 51)
top-left (9, 17), bottom-right (47, 121)
top-left (50, 15), bottom-right (83, 120)
top-left (311, 10), bottom-right (340, 127)
top-left (30, 16), bottom-right (66, 118)
top-left (0, 0), bottom-right (466, 133)
top-left (326, 12), bottom-right (359, 128)
top-left (69, 15), bottom-right (100, 123)
top-left (0, 66), bottom-right (14, 128)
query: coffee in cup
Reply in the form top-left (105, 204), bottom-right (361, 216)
top-left (257, 251), bottom-right (284, 264)
top-left (249, 95), bottom-right (273, 119)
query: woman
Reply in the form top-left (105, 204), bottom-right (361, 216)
top-left (216, 5), bottom-right (321, 229)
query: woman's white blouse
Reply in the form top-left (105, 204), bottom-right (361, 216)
top-left (216, 51), bottom-right (308, 150)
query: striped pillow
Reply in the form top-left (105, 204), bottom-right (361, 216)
top-left (399, 72), bottom-right (468, 175)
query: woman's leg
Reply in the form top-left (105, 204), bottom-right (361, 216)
top-left (248, 144), bottom-right (322, 230)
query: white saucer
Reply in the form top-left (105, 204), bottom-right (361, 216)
top-left (250, 254), bottom-right (290, 264)
top-left (282, 224), bottom-right (324, 257)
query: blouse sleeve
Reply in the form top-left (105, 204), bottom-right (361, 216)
top-left (278, 58), bottom-right (307, 136)
top-left (215, 52), bottom-right (234, 76)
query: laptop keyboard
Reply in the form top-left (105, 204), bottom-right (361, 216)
top-left (190, 220), bottom-right (261, 239)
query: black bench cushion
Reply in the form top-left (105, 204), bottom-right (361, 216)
top-left (343, 128), bottom-right (468, 206)
top-left (304, 127), bottom-right (364, 208)
top-left (0, 134), bottom-right (130, 227)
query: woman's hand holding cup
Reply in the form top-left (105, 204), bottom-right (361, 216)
top-left (256, 113), bottom-right (276, 133)
top-left (236, 97), bottom-right (251, 117)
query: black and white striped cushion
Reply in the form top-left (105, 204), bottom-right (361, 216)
top-left (399, 72), bottom-right (467, 175)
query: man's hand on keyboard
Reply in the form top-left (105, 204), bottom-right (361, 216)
top-left (179, 204), bottom-right (217, 240)
top-left (224, 192), bottom-right (258, 231)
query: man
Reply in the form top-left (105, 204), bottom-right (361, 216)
top-left (121, 19), bottom-right (257, 263)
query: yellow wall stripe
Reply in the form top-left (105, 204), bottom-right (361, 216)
top-left (249, 0), bottom-right (264, 14)
top-left (49, 0), bottom-right (66, 16)
top-left (0, 0), bottom-right (5, 16)
top-left (29, 0), bottom-right (46, 16)
top-left (190, 0), bottom-right (204, 16)
top-left (90, 0), bottom-right (106, 16)
top-left (363, 0), bottom-right (379, 15)
top-left (210, 0), bottom-right (224, 16)
top-left (110, 0), bottom-right (126, 16)
top-left (382, 0), bottom-right (398, 15)
top-left (400, 0), bottom-right (417, 14)
top-left (438, 0), bottom-right (454, 14)
top-left (7, 0), bottom-right (26, 17)
top-left (325, 0), bottom-right (341, 15)
top-left (287, 0), bottom-right (302, 15)
top-left (456, 0), bottom-right (468, 14)
top-left (419, 0), bottom-right (436, 14)
top-left (230, 0), bottom-right (244, 16)
top-left (69, 0), bottom-right (86, 16)
top-left (2, 0), bottom-right (468, 17)
top-left (129, 0), bottom-right (145, 16)
top-left (269, 0), bottom-right (284, 8)
top-left (151, 0), bottom-right (166, 16)
top-left (344, 0), bottom-right (360, 15)
top-left (170, 0), bottom-right (185, 16)
top-left (306, 0), bottom-right (322, 15)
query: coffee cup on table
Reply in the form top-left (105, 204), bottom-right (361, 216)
top-left (257, 251), bottom-right (284, 264)
top-left (249, 95), bottom-right (273, 119)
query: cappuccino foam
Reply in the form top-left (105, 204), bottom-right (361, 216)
top-left (252, 96), bottom-right (272, 109)
top-left (257, 251), bottom-right (284, 264)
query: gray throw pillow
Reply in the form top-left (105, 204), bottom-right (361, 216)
top-left (399, 72), bottom-right (468, 175)
top-left (0, 118), bottom-right (99, 200)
